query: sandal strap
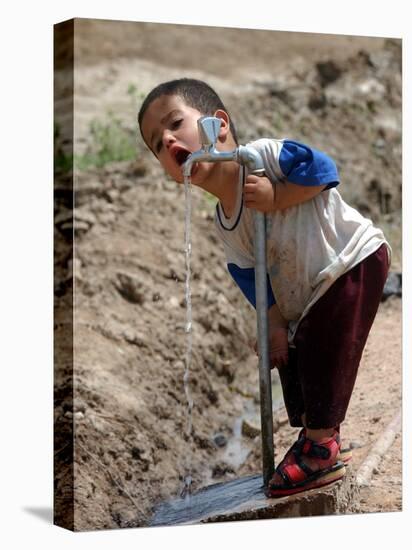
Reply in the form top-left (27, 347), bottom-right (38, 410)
top-left (301, 439), bottom-right (332, 460)
top-left (271, 431), bottom-right (340, 488)
top-left (276, 464), bottom-right (293, 487)
top-left (274, 443), bottom-right (317, 487)
top-left (300, 432), bottom-right (340, 460)
top-left (292, 447), bottom-right (317, 476)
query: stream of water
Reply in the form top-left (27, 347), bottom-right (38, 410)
top-left (182, 174), bottom-right (194, 499)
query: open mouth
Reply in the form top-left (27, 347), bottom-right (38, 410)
top-left (173, 148), bottom-right (191, 166)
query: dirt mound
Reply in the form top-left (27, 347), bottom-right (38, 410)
top-left (69, 19), bottom-right (386, 74)
top-left (54, 23), bottom-right (402, 530)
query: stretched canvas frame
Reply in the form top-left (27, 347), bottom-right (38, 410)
top-left (54, 18), bottom-right (402, 531)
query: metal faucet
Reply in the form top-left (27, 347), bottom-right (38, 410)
top-left (183, 116), bottom-right (275, 487)
top-left (183, 117), bottom-right (266, 178)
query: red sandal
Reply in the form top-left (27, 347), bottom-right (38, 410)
top-left (298, 428), bottom-right (353, 464)
top-left (267, 430), bottom-right (346, 498)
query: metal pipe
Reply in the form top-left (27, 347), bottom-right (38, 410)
top-left (252, 208), bottom-right (275, 486)
top-left (183, 117), bottom-right (274, 486)
top-left (183, 148), bottom-right (236, 177)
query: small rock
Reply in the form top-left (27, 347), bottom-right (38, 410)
top-left (216, 360), bottom-right (235, 383)
top-left (122, 329), bottom-right (146, 347)
top-left (211, 462), bottom-right (235, 478)
top-left (115, 272), bottom-right (147, 304)
top-left (75, 402), bottom-right (86, 414)
top-left (382, 272), bottom-right (402, 301)
top-left (168, 296), bottom-right (180, 308)
top-left (356, 78), bottom-right (386, 101)
top-left (241, 418), bottom-right (261, 439)
top-left (349, 440), bottom-right (364, 449)
top-left (308, 92), bottom-right (327, 110)
top-left (131, 446), bottom-right (142, 460)
top-left (56, 208), bottom-right (97, 237)
top-left (316, 60), bottom-right (343, 87)
top-left (73, 220), bottom-right (90, 234)
top-left (206, 388), bottom-right (219, 405)
top-left (218, 319), bottom-right (233, 336)
top-left (213, 433), bottom-right (228, 448)
top-left (166, 267), bottom-right (185, 283)
top-left (105, 188), bottom-right (120, 202)
top-left (130, 446), bottom-right (151, 463)
top-left (373, 138), bottom-right (386, 150)
top-left (74, 411), bottom-right (84, 421)
top-left (75, 209), bottom-right (97, 225)
top-left (193, 434), bottom-right (214, 450)
top-left (200, 210), bottom-right (214, 221)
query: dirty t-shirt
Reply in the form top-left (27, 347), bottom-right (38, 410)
top-left (214, 138), bottom-right (390, 343)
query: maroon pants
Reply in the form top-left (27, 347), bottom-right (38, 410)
top-left (278, 244), bottom-right (390, 429)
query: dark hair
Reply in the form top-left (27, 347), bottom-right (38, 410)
top-left (138, 78), bottom-right (238, 144)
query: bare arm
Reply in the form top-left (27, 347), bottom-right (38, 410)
top-left (272, 180), bottom-right (326, 211)
top-left (243, 174), bottom-right (327, 212)
top-left (268, 303), bottom-right (288, 329)
top-left (253, 304), bottom-right (289, 368)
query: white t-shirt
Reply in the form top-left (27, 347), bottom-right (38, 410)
top-left (214, 138), bottom-right (390, 343)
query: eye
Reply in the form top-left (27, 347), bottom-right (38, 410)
top-left (171, 118), bottom-right (183, 129)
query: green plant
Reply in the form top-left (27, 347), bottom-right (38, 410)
top-left (75, 112), bottom-right (137, 170)
top-left (54, 121), bottom-right (74, 173)
top-left (55, 83), bottom-right (150, 173)
top-left (127, 83), bottom-right (145, 108)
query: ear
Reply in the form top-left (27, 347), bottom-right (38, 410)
top-left (213, 109), bottom-right (231, 141)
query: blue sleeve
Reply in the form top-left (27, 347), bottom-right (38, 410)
top-left (227, 264), bottom-right (276, 309)
top-left (279, 140), bottom-right (340, 190)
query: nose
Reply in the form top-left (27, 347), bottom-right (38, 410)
top-left (163, 128), bottom-right (176, 149)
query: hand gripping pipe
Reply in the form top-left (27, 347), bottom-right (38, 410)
top-left (184, 117), bottom-right (275, 487)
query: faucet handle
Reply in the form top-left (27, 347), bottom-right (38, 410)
top-left (197, 116), bottom-right (221, 148)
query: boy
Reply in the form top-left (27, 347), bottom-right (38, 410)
top-left (138, 78), bottom-right (390, 497)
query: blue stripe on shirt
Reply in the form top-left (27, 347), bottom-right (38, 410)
top-left (227, 264), bottom-right (276, 309)
top-left (279, 140), bottom-right (340, 190)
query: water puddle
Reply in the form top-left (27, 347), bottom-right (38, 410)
top-left (222, 415), bottom-right (253, 470)
top-left (152, 379), bottom-right (286, 526)
top-left (151, 474), bottom-right (264, 526)
top-left (224, 379), bottom-right (284, 461)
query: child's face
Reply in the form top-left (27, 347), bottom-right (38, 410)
top-left (141, 94), bottom-right (214, 185)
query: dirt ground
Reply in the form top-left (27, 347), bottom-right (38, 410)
top-left (54, 19), bottom-right (402, 530)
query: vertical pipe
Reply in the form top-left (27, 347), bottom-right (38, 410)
top-left (253, 209), bottom-right (275, 486)
top-left (240, 152), bottom-right (275, 487)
